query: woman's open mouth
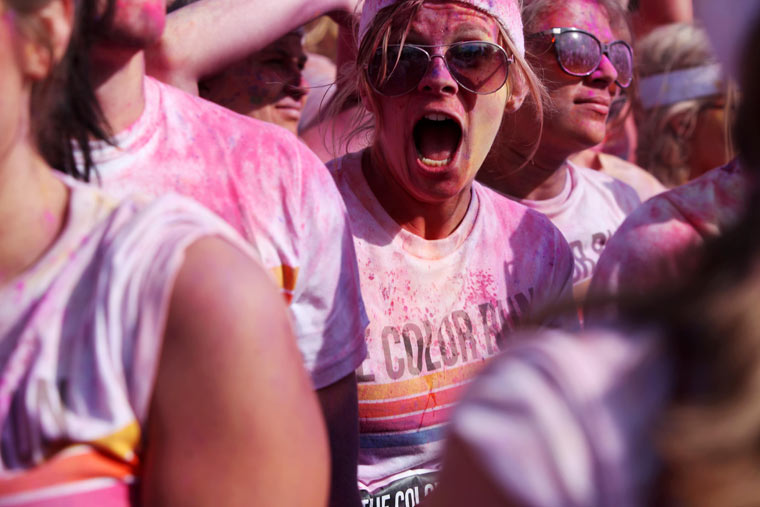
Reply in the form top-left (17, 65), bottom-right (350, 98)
top-left (413, 113), bottom-right (463, 168)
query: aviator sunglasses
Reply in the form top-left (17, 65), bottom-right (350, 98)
top-left (366, 41), bottom-right (514, 97)
top-left (528, 27), bottom-right (634, 88)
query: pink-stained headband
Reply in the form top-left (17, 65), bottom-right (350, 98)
top-left (358, 0), bottom-right (525, 58)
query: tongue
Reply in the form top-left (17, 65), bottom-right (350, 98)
top-left (415, 119), bottom-right (461, 161)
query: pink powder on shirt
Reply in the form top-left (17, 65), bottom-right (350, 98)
top-left (587, 160), bottom-right (746, 315)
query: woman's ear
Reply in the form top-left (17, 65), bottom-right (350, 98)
top-left (504, 78), bottom-right (528, 113)
top-left (22, 0), bottom-right (75, 80)
top-left (667, 110), bottom-right (697, 141)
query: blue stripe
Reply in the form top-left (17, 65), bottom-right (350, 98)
top-left (360, 426), bottom-right (448, 449)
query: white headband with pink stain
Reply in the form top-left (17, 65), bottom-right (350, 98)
top-left (358, 0), bottom-right (525, 58)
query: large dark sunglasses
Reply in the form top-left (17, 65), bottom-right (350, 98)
top-left (529, 27), bottom-right (633, 88)
top-left (366, 41), bottom-right (514, 97)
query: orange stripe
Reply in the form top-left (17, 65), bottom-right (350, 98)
top-left (270, 265), bottom-right (299, 294)
top-left (358, 361), bottom-right (486, 401)
top-left (358, 383), bottom-right (467, 419)
top-left (360, 405), bottom-right (454, 433)
top-left (0, 448), bottom-right (135, 496)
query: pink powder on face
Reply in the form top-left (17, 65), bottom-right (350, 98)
top-left (525, 0), bottom-right (623, 155)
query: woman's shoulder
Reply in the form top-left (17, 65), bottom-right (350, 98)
top-left (62, 174), bottom-right (254, 262)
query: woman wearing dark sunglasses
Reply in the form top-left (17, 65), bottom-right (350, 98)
top-left (478, 0), bottom-right (642, 301)
top-left (326, 0), bottom-right (577, 502)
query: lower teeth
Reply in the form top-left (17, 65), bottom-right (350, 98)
top-left (418, 154), bottom-right (452, 167)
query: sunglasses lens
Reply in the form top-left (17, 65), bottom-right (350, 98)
top-left (446, 42), bottom-right (509, 94)
top-left (367, 45), bottom-right (429, 96)
top-left (608, 42), bottom-right (633, 87)
top-left (555, 31), bottom-right (601, 75)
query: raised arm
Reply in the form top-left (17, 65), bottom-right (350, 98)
top-left (141, 237), bottom-right (330, 506)
top-left (146, 0), bottom-right (361, 94)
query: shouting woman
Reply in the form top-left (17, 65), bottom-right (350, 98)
top-left (327, 0), bottom-right (576, 501)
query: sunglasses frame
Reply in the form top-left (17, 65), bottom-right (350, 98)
top-left (528, 27), bottom-right (634, 88)
top-left (365, 40), bottom-right (514, 97)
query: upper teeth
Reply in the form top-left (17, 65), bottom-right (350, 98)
top-left (425, 114), bottom-right (450, 121)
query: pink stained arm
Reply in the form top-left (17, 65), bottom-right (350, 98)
top-left (141, 237), bottom-right (330, 506)
top-left (146, 0), bottom-right (362, 94)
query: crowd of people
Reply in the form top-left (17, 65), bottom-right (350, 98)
top-left (0, 0), bottom-right (758, 505)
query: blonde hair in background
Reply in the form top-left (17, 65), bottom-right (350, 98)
top-left (303, 16), bottom-right (340, 61)
top-left (635, 23), bottom-right (735, 187)
top-left (324, 0), bottom-right (546, 162)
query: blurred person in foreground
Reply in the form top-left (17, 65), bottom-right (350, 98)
top-left (0, 0), bottom-right (327, 504)
top-left (421, 2), bottom-right (760, 505)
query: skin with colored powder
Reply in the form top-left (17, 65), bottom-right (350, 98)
top-left (365, 3), bottom-right (511, 239)
top-left (0, 1), bottom-right (327, 506)
top-left (146, 0), bottom-right (362, 94)
top-left (482, 0), bottom-right (626, 200)
top-left (477, 0), bottom-right (642, 298)
top-left (200, 32), bottom-right (308, 135)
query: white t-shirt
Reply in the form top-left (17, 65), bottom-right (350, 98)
top-left (328, 151), bottom-right (576, 499)
top-left (514, 162), bottom-right (641, 287)
top-left (569, 150), bottom-right (666, 203)
top-left (587, 160), bottom-right (745, 318)
top-left (451, 326), bottom-right (671, 507)
top-left (86, 76), bottom-right (367, 389)
top-left (0, 176), bottom-right (255, 506)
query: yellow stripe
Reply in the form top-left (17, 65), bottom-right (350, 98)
top-left (270, 265), bottom-right (299, 294)
top-left (91, 421), bottom-right (140, 462)
top-left (358, 362), bottom-right (485, 401)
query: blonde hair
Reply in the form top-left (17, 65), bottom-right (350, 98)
top-left (323, 0), bottom-right (545, 160)
top-left (635, 23), bottom-right (735, 187)
top-left (303, 16), bottom-right (340, 61)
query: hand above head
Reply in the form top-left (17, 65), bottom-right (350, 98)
top-left (147, 0), bottom-right (361, 94)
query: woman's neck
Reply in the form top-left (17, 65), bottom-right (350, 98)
top-left (90, 48), bottom-right (148, 135)
top-left (362, 149), bottom-right (472, 240)
top-left (0, 143), bottom-right (69, 287)
top-left (478, 139), bottom-right (571, 201)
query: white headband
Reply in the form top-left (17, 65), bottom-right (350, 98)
top-left (358, 0), bottom-right (525, 58)
top-left (638, 64), bottom-right (724, 109)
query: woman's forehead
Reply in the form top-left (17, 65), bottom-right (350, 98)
top-left (408, 2), bottom-right (500, 41)
top-left (533, 0), bottom-right (614, 41)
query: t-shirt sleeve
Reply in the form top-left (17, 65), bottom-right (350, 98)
top-left (286, 141), bottom-right (368, 389)
top-left (585, 196), bottom-right (703, 322)
top-left (450, 335), bottom-right (597, 506)
top-left (106, 194), bottom-right (261, 424)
